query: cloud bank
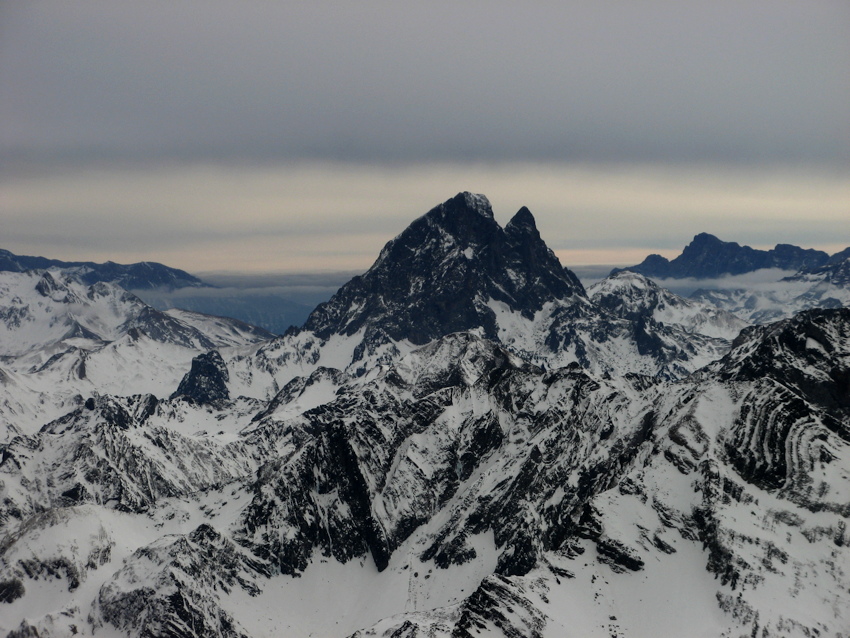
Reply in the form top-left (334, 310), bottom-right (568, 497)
top-left (2, 2), bottom-right (848, 167)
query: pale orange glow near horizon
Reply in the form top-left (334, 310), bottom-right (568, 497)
top-left (2, 162), bottom-right (847, 274)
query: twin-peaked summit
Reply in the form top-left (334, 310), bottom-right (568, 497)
top-left (302, 192), bottom-right (585, 345)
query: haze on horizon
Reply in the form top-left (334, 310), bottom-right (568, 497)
top-left (1, 1), bottom-right (848, 275)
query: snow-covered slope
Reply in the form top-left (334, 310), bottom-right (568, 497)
top-left (0, 271), bottom-right (143, 358)
top-left (164, 308), bottom-right (274, 348)
top-left (5, 309), bottom-right (848, 637)
top-left (348, 308), bottom-right (850, 637)
top-left (0, 271), bottom-right (274, 439)
top-left (589, 270), bottom-right (749, 340)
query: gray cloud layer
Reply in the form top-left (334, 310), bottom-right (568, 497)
top-left (2, 1), bottom-right (849, 167)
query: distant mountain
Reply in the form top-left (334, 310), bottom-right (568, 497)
top-left (0, 270), bottom-right (274, 435)
top-left (0, 271), bottom-right (271, 359)
top-left (786, 250), bottom-right (850, 288)
top-left (0, 248), bottom-right (323, 333)
top-left (0, 248), bottom-right (207, 290)
top-left (617, 233), bottom-right (830, 279)
top-left (827, 246), bottom-right (850, 266)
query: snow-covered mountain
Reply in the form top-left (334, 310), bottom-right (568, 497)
top-left (1, 193), bottom-right (848, 638)
top-left (610, 234), bottom-right (850, 326)
top-left (0, 270), bottom-right (273, 438)
top-left (588, 270), bottom-right (749, 340)
top-left (0, 271), bottom-right (270, 359)
top-left (228, 192), bottom-right (732, 390)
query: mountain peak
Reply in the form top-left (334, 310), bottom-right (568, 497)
top-left (423, 192), bottom-right (494, 225)
top-left (505, 206), bottom-right (538, 236)
top-left (456, 191), bottom-right (493, 217)
top-left (301, 193), bottom-right (585, 344)
top-left (690, 232), bottom-right (724, 246)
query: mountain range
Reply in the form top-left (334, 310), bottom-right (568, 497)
top-left (618, 232), bottom-right (846, 279)
top-left (1, 193), bottom-right (848, 637)
top-left (0, 250), bottom-right (207, 291)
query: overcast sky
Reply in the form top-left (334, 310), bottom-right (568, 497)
top-left (1, 1), bottom-right (848, 273)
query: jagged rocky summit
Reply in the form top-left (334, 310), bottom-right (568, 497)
top-left (301, 192), bottom-right (585, 344)
top-left (1, 193), bottom-right (849, 637)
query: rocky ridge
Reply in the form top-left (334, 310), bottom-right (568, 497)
top-left (619, 232), bottom-right (833, 279)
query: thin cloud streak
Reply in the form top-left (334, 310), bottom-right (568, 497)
top-left (645, 269), bottom-right (808, 297)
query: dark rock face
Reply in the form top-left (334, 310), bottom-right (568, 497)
top-left (453, 574), bottom-right (548, 638)
top-left (34, 272), bottom-right (62, 298)
top-left (301, 192), bottom-right (585, 345)
top-left (619, 233), bottom-right (830, 279)
top-left (0, 578), bottom-right (24, 603)
top-left (721, 309), bottom-right (850, 420)
top-left (827, 246), bottom-right (850, 266)
top-left (172, 351), bottom-right (230, 404)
